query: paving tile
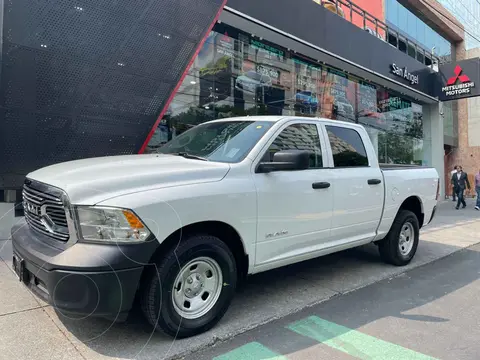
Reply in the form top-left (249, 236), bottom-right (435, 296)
top-left (421, 222), bottom-right (480, 248)
top-left (0, 260), bottom-right (44, 316)
top-left (0, 239), bottom-right (12, 264)
top-left (0, 308), bottom-right (83, 360)
top-left (287, 316), bottom-right (436, 359)
top-left (286, 344), bottom-right (356, 360)
top-left (287, 239), bottom-right (458, 295)
top-left (44, 306), bottom-right (171, 360)
top-left (0, 203), bottom-right (16, 240)
top-left (43, 271), bottom-right (338, 360)
top-left (212, 342), bottom-right (286, 360)
top-left (293, 220), bottom-right (480, 294)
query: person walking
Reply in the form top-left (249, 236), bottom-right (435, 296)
top-left (451, 165), bottom-right (458, 201)
top-left (452, 166), bottom-right (471, 210)
top-left (475, 169), bottom-right (480, 211)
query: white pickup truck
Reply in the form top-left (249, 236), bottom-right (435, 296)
top-left (12, 116), bottom-right (439, 338)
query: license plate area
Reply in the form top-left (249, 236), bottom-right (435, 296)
top-left (12, 254), bottom-right (25, 282)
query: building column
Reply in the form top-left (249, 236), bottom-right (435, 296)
top-left (422, 102), bottom-right (445, 197)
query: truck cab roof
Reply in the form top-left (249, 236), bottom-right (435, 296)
top-left (206, 116), bottom-right (365, 130)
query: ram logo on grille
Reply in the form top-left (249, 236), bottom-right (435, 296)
top-left (24, 201), bottom-right (40, 216)
top-left (22, 180), bottom-right (70, 242)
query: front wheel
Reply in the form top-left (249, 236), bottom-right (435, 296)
top-left (140, 235), bottom-right (237, 338)
top-left (378, 210), bottom-right (419, 266)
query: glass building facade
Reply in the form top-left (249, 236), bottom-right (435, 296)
top-left (438, 0), bottom-right (480, 50)
top-left (385, 0), bottom-right (458, 145)
top-left (145, 23), bottom-right (425, 165)
top-left (385, 0), bottom-right (452, 64)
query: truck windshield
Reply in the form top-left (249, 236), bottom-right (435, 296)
top-left (157, 121), bottom-right (274, 163)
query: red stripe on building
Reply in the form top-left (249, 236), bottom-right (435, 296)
top-left (138, 0), bottom-right (228, 154)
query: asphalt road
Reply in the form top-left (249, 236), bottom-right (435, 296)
top-left (188, 242), bottom-right (480, 360)
top-left (0, 199), bottom-right (479, 360)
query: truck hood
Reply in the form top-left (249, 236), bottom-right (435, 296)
top-left (27, 154), bottom-right (231, 205)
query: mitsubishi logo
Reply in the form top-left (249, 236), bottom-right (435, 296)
top-left (447, 65), bottom-right (471, 85)
top-left (442, 64), bottom-right (475, 97)
top-left (221, 32), bottom-right (231, 42)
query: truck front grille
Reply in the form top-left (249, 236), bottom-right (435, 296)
top-left (22, 181), bottom-right (70, 242)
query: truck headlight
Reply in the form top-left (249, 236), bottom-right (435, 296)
top-left (76, 206), bottom-right (151, 243)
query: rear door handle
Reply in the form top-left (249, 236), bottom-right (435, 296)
top-left (368, 179), bottom-right (382, 185)
top-left (312, 182), bottom-right (331, 189)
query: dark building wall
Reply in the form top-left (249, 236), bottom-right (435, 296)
top-left (0, 0), bottom-right (225, 190)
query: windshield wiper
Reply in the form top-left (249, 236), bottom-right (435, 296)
top-left (171, 152), bottom-right (209, 161)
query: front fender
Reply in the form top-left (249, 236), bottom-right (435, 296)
top-left (97, 179), bottom-right (257, 271)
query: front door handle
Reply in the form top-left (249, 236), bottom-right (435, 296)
top-left (312, 182), bottom-right (331, 189)
top-left (368, 179), bottom-right (382, 185)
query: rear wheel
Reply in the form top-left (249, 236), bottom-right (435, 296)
top-left (378, 210), bottom-right (419, 266)
top-left (140, 234), bottom-right (237, 338)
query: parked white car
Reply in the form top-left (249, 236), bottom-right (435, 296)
top-left (12, 116), bottom-right (439, 339)
top-left (235, 70), bottom-right (272, 94)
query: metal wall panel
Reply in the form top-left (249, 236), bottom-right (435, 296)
top-left (0, 0), bottom-right (225, 189)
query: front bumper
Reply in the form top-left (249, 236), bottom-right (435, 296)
top-left (11, 219), bottom-right (158, 321)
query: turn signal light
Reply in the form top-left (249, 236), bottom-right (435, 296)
top-left (122, 210), bottom-right (145, 229)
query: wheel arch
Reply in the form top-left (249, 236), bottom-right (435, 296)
top-left (145, 220), bottom-right (249, 283)
top-left (398, 196), bottom-right (424, 228)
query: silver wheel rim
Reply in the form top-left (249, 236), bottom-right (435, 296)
top-left (171, 257), bottom-right (223, 320)
top-left (399, 221), bottom-right (415, 256)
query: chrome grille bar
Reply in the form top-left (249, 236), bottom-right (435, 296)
top-left (23, 180), bottom-right (70, 242)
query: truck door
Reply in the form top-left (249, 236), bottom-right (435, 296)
top-left (323, 124), bottom-right (384, 244)
top-left (252, 120), bottom-right (334, 268)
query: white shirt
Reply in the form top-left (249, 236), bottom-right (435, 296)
top-left (457, 172), bottom-right (462, 180)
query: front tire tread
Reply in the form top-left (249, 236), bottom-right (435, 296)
top-left (140, 234), bottom-right (237, 338)
top-left (378, 210), bottom-right (419, 266)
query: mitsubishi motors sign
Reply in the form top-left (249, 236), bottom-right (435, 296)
top-left (437, 58), bottom-right (480, 101)
top-left (441, 65), bottom-right (475, 97)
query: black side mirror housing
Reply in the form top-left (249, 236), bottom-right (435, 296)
top-left (256, 150), bottom-right (310, 173)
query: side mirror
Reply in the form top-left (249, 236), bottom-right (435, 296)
top-left (256, 150), bottom-right (310, 173)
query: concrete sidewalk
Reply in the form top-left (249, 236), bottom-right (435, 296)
top-left (0, 199), bottom-right (478, 360)
top-left (0, 203), bottom-right (17, 240)
top-left (190, 243), bottom-right (480, 360)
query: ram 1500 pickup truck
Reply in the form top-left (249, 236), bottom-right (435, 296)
top-left (11, 116), bottom-right (439, 338)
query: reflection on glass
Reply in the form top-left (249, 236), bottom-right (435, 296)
top-left (265, 124), bottom-right (323, 168)
top-left (398, 4), bottom-right (408, 34)
top-left (326, 126), bottom-right (369, 167)
top-left (157, 121), bottom-right (274, 163)
top-left (385, 0), bottom-right (452, 63)
top-left (386, 0), bottom-right (398, 26)
top-left (145, 23), bottom-right (425, 165)
top-left (443, 101), bottom-right (456, 139)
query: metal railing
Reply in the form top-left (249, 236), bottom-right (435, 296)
top-left (319, 0), bottom-right (441, 66)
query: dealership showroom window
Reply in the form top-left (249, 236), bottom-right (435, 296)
top-left (145, 24), bottom-right (425, 166)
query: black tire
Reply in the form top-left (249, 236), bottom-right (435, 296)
top-left (378, 210), bottom-right (419, 266)
top-left (140, 234), bottom-right (237, 338)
